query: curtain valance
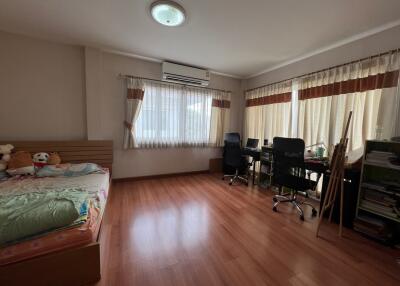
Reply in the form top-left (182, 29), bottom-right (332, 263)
top-left (245, 80), bottom-right (292, 107)
top-left (299, 70), bottom-right (399, 100)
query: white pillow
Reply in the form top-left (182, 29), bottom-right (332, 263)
top-left (6, 166), bottom-right (35, 176)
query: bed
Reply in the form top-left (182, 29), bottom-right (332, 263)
top-left (0, 141), bottom-right (113, 286)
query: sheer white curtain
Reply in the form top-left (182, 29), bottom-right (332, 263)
top-left (135, 81), bottom-right (229, 148)
top-left (297, 51), bottom-right (400, 152)
top-left (209, 91), bottom-right (231, 147)
top-left (244, 81), bottom-right (292, 145)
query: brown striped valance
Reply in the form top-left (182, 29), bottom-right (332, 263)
top-left (212, 99), bottom-right (231, 108)
top-left (127, 88), bottom-right (144, 100)
top-left (299, 70), bottom-right (399, 100)
top-left (124, 120), bottom-right (133, 130)
top-left (246, 92), bottom-right (291, 107)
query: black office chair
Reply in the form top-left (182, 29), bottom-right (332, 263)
top-left (272, 137), bottom-right (318, 220)
top-left (224, 132), bottom-right (241, 143)
top-left (223, 132), bottom-right (241, 175)
top-left (222, 141), bottom-right (249, 186)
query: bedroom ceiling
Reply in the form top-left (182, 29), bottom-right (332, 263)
top-left (0, 0), bottom-right (399, 78)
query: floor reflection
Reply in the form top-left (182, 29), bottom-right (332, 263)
top-left (131, 201), bottom-right (209, 257)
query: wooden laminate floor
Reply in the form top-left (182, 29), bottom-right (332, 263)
top-left (96, 174), bottom-right (400, 286)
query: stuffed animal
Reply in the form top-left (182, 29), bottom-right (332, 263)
top-left (47, 152), bottom-right (62, 165)
top-left (33, 152), bottom-right (50, 168)
top-left (7, 151), bottom-right (35, 176)
top-left (0, 144), bottom-right (14, 172)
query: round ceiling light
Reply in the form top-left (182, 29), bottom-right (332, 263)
top-left (150, 1), bottom-right (186, 27)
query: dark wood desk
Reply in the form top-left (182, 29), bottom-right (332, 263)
top-left (304, 159), bottom-right (329, 173)
top-left (304, 158), bottom-right (329, 188)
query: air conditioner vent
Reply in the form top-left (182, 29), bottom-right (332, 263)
top-left (162, 62), bottom-right (210, 87)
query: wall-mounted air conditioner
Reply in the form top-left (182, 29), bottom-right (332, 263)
top-left (162, 62), bottom-right (210, 87)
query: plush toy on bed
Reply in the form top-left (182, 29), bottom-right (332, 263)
top-left (47, 152), bottom-right (62, 165)
top-left (7, 151), bottom-right (35, 176)
top-left (0, 144), bottom-right (14, 179)
top-left (32, 152), bottom-right (50, 168)
top-left (0, 144), bottom-right (14, 170)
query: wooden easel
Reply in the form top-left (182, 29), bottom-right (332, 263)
top-left (316, 111), bottom-right (352, 237)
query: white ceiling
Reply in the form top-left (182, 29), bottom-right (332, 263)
top-left (0, 0), bottom-right (400, 78)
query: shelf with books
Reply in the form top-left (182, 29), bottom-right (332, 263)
top-left (355, 140), bottom-right (400, 244)
top-left (364, 160), bottom-right (400, 170)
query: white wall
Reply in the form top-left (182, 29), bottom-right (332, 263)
top-left (85, 49), bottom-right (243, 179)
top-left (245, 25), bottom-right (400, 89)
top-left (0, 31), bottom-right (86, 140)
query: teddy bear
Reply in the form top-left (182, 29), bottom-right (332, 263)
top-left (7, 151), bottom-right (35, 176)
top-left (47, 152), bottom-right (62, 165)
top-left (33, 152), bottom-right (50, 168)
top-left (0, 144), bottom-right (14, 172)
top-left (32, 152), bottom-right (62, 169)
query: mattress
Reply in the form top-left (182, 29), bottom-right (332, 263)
top-left (0, 172), bottom-right (110, 266)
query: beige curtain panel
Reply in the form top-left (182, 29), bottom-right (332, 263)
top-left (123, 78), bottom-right (144, 149)
top-left (209, 91), bottom-right (231, 147)
top-left (297, 50), bottom-right (400, 152)
top-left (244, 81), bottom-right (292, 145)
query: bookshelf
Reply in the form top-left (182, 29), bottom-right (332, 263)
top-left (355, 140), bottom-right (400, 244)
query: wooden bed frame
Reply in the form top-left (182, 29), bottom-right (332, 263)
top-left (0, 140), bottom-right (113, 286)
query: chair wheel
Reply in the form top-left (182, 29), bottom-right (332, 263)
top-left (300, 215), bottom-right (305, 221)
top-left (312, 209), bottom-right (318, 216)
top-left (272, 197), bottom-right (278, 202)
top-left (229, 182), bottom-right (232, 185)
top-left (272, 206), bottom-right (277, 212)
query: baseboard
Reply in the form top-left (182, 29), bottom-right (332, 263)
top-left (112, 170), bottom-right (209, 182)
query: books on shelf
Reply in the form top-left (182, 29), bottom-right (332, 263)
top-left (362, 182), bottom-right (400, 196)
top-left (353, 214), bottom-right (392, 242)
top-left (366, 150), bottom-right (395, 160)
top-left (360, 183), bottom-right (400, 220)
top-left (363, 188), bottom-right (396, 205)
top-left (362, 182), bottom-right (387, 192)
top-left (365, 150), bottom-right (400, 170)
top-left (359, 200), bottom-right (398, 219)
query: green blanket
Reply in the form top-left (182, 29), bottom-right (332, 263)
top-left (0, 188), bottom-right (88, 245)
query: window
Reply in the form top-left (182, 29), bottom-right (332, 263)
top-left (244, 52), bottom-right (400, 153)
top-left (135, 81), bottom-right (213, 148)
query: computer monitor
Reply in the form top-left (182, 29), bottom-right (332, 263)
top-left (246, 138), bottom-right (259, 148)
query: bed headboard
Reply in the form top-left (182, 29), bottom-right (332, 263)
top-left (1, 140), bottom-right (113, 172)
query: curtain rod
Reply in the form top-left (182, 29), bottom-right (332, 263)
top-left (118, 74), bottom-right (231, 93)
top-left (245, 48), bottom-right (400, 93)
